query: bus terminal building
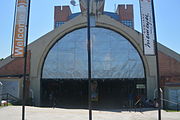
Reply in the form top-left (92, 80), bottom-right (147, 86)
top-left (0, 3), bottom-right (180, 109)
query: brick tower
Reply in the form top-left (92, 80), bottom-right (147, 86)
top-left (116, 4), bottom-right (134, 29)
top-left (54, 6), bottom-right (72, 28)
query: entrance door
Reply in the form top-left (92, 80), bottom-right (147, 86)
top-left (41, 78), bottom-right (146, 109)
top-left (41, 79), bottom-right (88, 108)
top-left (94, 79), bottom-right (143, 109)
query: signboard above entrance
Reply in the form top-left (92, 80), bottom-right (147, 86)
top-left (136, 84), bottom-right (145, 89)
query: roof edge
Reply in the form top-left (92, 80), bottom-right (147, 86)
top-left (158, 43), bottom-right (180, 62)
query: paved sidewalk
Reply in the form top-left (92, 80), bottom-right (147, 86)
top-left (0, 106), bottom-right (180, 120)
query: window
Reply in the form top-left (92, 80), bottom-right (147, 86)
top-left (121, 20), bottom-right (133, 28)
top-left (42, 27), bottom-right (144, 79)
top-left (55, 21), bottom-right (65, 28)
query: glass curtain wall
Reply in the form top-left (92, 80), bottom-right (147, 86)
top-left (42, 27), bottom-right (144, 79)
top-left (41, 27), bottom-right (145, 114)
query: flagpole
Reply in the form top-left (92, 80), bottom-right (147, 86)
top-left (22, 0), bottom-right (31, 120)
top-left (151, 0), bottom-right (161, 120)
top-left (139, 0), bottom-right (161, 119)
top-left (11, 0), bottom-right (17, 58)
top-left (87, 0), bottom-right (92, 120)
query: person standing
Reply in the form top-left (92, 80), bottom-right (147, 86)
top-left (128, 92), bottom-right (134, 109)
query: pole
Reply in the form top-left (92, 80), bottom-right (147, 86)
top-left (11, 0), bottom-right (17, 58)
top-left (87, 0), bottom-right (92, 120)
top-left (151, 0), bottom-right (161, 120)
top-left (7, 93), bottom-right (8, 106)
top-left (22, 0), bottom-right (31, 120)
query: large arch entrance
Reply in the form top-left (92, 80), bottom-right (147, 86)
top-left (41, 27), bottom-right (146, 108)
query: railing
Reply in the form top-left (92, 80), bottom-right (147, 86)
top-left (132, 98), bottom-right (180, 112)
top-left (134, 98), bottom-right (142, 112)
top-left (0, 93), bottom-right (19, 106)
top-left (161, 98), bottom-right (180, 111)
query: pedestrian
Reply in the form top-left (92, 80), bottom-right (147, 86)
top-left (49, 91), bottom-right (53, 107)
top-left (128, 92), bottom-right (134, 109)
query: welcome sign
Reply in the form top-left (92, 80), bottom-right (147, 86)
top-left (140, 0), bottom-right (155, 55)
top-left (12, 0), bottom-right (29, 57)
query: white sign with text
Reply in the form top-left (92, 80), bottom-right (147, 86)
top-left (140, 0), bottom-right (155, 55)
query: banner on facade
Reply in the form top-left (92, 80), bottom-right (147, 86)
top-left (140, 0), bottom-right (155, 55)
top-left (12, 0), bottom-right (29, 57)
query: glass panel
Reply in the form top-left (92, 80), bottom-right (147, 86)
top-left (43, 29), bottom-right (88, 79)
top-left (42, 27), bottom-right (144, 79)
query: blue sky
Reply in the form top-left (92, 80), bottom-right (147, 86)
top-left (0, 0), bottom-right (180, 58)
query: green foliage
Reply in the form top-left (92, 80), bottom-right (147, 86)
top-left (0, 58), bottom-right (4, 61)
top-left (166, 110), bottom-right (180, 112)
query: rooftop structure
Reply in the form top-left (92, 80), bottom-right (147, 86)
top-left (54, 3), bottom-right (134, 29)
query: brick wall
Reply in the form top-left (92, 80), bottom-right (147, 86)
top-left (116, 5), bottom-right (134, 21)
top-left (158, 51), bottom-right (180, 87)
top-left (116, 4), bottom-right (134, 28)
top-left (54, 6), bottom-right (72, 28)
top-left (0, 51), bottom-right (31, 76)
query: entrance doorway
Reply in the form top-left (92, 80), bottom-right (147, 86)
top-left (41, 78), bottom-right (146, 109)
top-left (41, 79), bottom-right (88, 108)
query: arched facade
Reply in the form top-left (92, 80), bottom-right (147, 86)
top-left (28, 15), bottom-right (157, 106)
